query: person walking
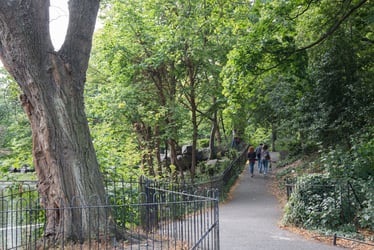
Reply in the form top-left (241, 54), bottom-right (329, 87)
top-left (247, 146), bottom-right (257, 177)
top-left (255, 143), bottom-right (263, 172)
top-left (260, 144), bottom-right (271, 176)
top-left (231, 129), bottom-right (240, 150)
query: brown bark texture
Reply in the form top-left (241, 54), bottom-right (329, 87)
top-left (0, 0), bottom-right (114, 241)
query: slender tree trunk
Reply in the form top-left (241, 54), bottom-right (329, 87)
top-left (134, 122), bottom-right (155, 176)
top-left (154, 126), bottom-right (163, 177)
top-left (215, 111), bottom-right (222, 144)
top-left (150, 64), bottom-right (181, 179)
top-left (191, 105), bottom-right (198, 180)
top-left (187, 59), bottom-right (198, 181)
top-left (209, 98), bottom-right (218, 160)
top-left (168, 138), bottom-right (183, 180)
top-left (271, 122), bottom-right (277, 152)
top-left (209, 115), bottom-right (218, 159)
top-left (219, 111), bottom-right (227, 143)
top-left (145, 126), bottom-right (155, 176)
top-left (0, 0), bottom-right (118, 241)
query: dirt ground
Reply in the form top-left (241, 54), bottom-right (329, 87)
top-left (269, 163), bottom-right (374, 250)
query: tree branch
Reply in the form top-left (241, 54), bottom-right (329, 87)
top-left (296, 0), bottom-right (368, 52)
top-left (60, 0), bottom-right (100, 72)
top-left (288, 0), bottom-right (315, 20)
top-left (254, 0), bottom-right (368, 76)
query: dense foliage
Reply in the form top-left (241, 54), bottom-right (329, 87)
top-left (0, 68), bottom-right (33, 176)
top-left (283, 173), bottom-right (374, 233)
top-left (0, 0), bottom-right (373, 238)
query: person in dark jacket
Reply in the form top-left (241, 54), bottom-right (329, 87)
top-left (247, 146), bottom-right (257, 177)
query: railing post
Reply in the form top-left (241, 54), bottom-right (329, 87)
top-left (333, 233), bottom-right (337, 246)
top-left (215, 196), bottom-right (220, 250)
top-left (139, 176), bottom-right (159, 232)
top-left (285, 178), bottom-right (293, 200)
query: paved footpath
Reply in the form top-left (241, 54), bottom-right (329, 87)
top-left (219, 167), bottom-right (343, 250)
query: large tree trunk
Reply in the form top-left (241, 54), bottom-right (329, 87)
top-left (0, 0), bottom-right (115, 242)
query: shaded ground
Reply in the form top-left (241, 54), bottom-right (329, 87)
top-left (219, 165), bottom-right (344, 250)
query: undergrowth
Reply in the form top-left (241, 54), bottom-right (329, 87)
top-left (276, 144), bottom-right (374, 243)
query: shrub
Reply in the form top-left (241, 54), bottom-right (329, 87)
top-left (357, 177), bottom-right (374, 231)
top-left (198, 138), bottom-right (210, 148)
top-left (226, 149), bottom-right (238, 160)
top-left (351, 139), bottom-right (374, 180)
top-left (283, 174), bottom-right (359, 232)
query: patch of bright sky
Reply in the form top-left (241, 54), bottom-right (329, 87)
top-left (49, 0), bottom-right (102, 50)
top-left (49, 0), bottom-right (69, 50)
top-left (1, 1), bottom-right (100, 69)
top-left (0, 1), bottom-right (67, 69)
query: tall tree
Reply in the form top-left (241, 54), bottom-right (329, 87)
top-left (94, 0), bottom-right (235, 180)
top-left (93, 0), bottom-right (185, 177)
top-left (222, 0), bottom-right (371, 152)
top-left (0, 0), bottom-right (114, 242)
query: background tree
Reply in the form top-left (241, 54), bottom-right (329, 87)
top-left (0, 0), bottom-right (116, 242)
top-left (300, 0), bottom-right (374, 150)
top-left (93, 0), bottom-right (239, 180)
top-left (92, 0), bottom-right (186, 177)
top-left (222, 0), bottom-right (372, 152)
top-left (0, 71), bottom-right (32, 170)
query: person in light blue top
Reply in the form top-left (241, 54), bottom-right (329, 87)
top-left (255, 143), bottom-right (263, 171)
top-left (260, 144), bottom-right (270, 176)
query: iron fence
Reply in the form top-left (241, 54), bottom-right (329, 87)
top-left (0, 145), bottom-right (249, 249)
top-left (0, 178), bottom-right (219, 250)
top-left (199, 145), bottom-right (249, 200)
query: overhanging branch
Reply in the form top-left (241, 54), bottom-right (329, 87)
top-left (253, 0), bottom-right (368, 75)
top-left (296, 0), bottom-right (368, 52)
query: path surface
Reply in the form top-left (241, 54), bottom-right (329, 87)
top-left (219, 167), bottom-right (342, 250)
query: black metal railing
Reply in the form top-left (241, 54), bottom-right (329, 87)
top-left (0, 178), bottom-right (219, 249)
top-left (0, 145), bottom-right (249, 249)
top-left (199, 145), bottom-right (249, 200)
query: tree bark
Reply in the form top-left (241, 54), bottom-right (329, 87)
top-left (187, 59), bottom-right (197, 181)
top-left (209, 108), bottom-right (218, 160)
top-left (0, 0), bottom-right (115, 242)
top-left (271, 122), bottom-right (277, 152)
top-left (208, 97), bottom-right (219, 159)
top-left (168, 138), bottom-right (183, 180)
